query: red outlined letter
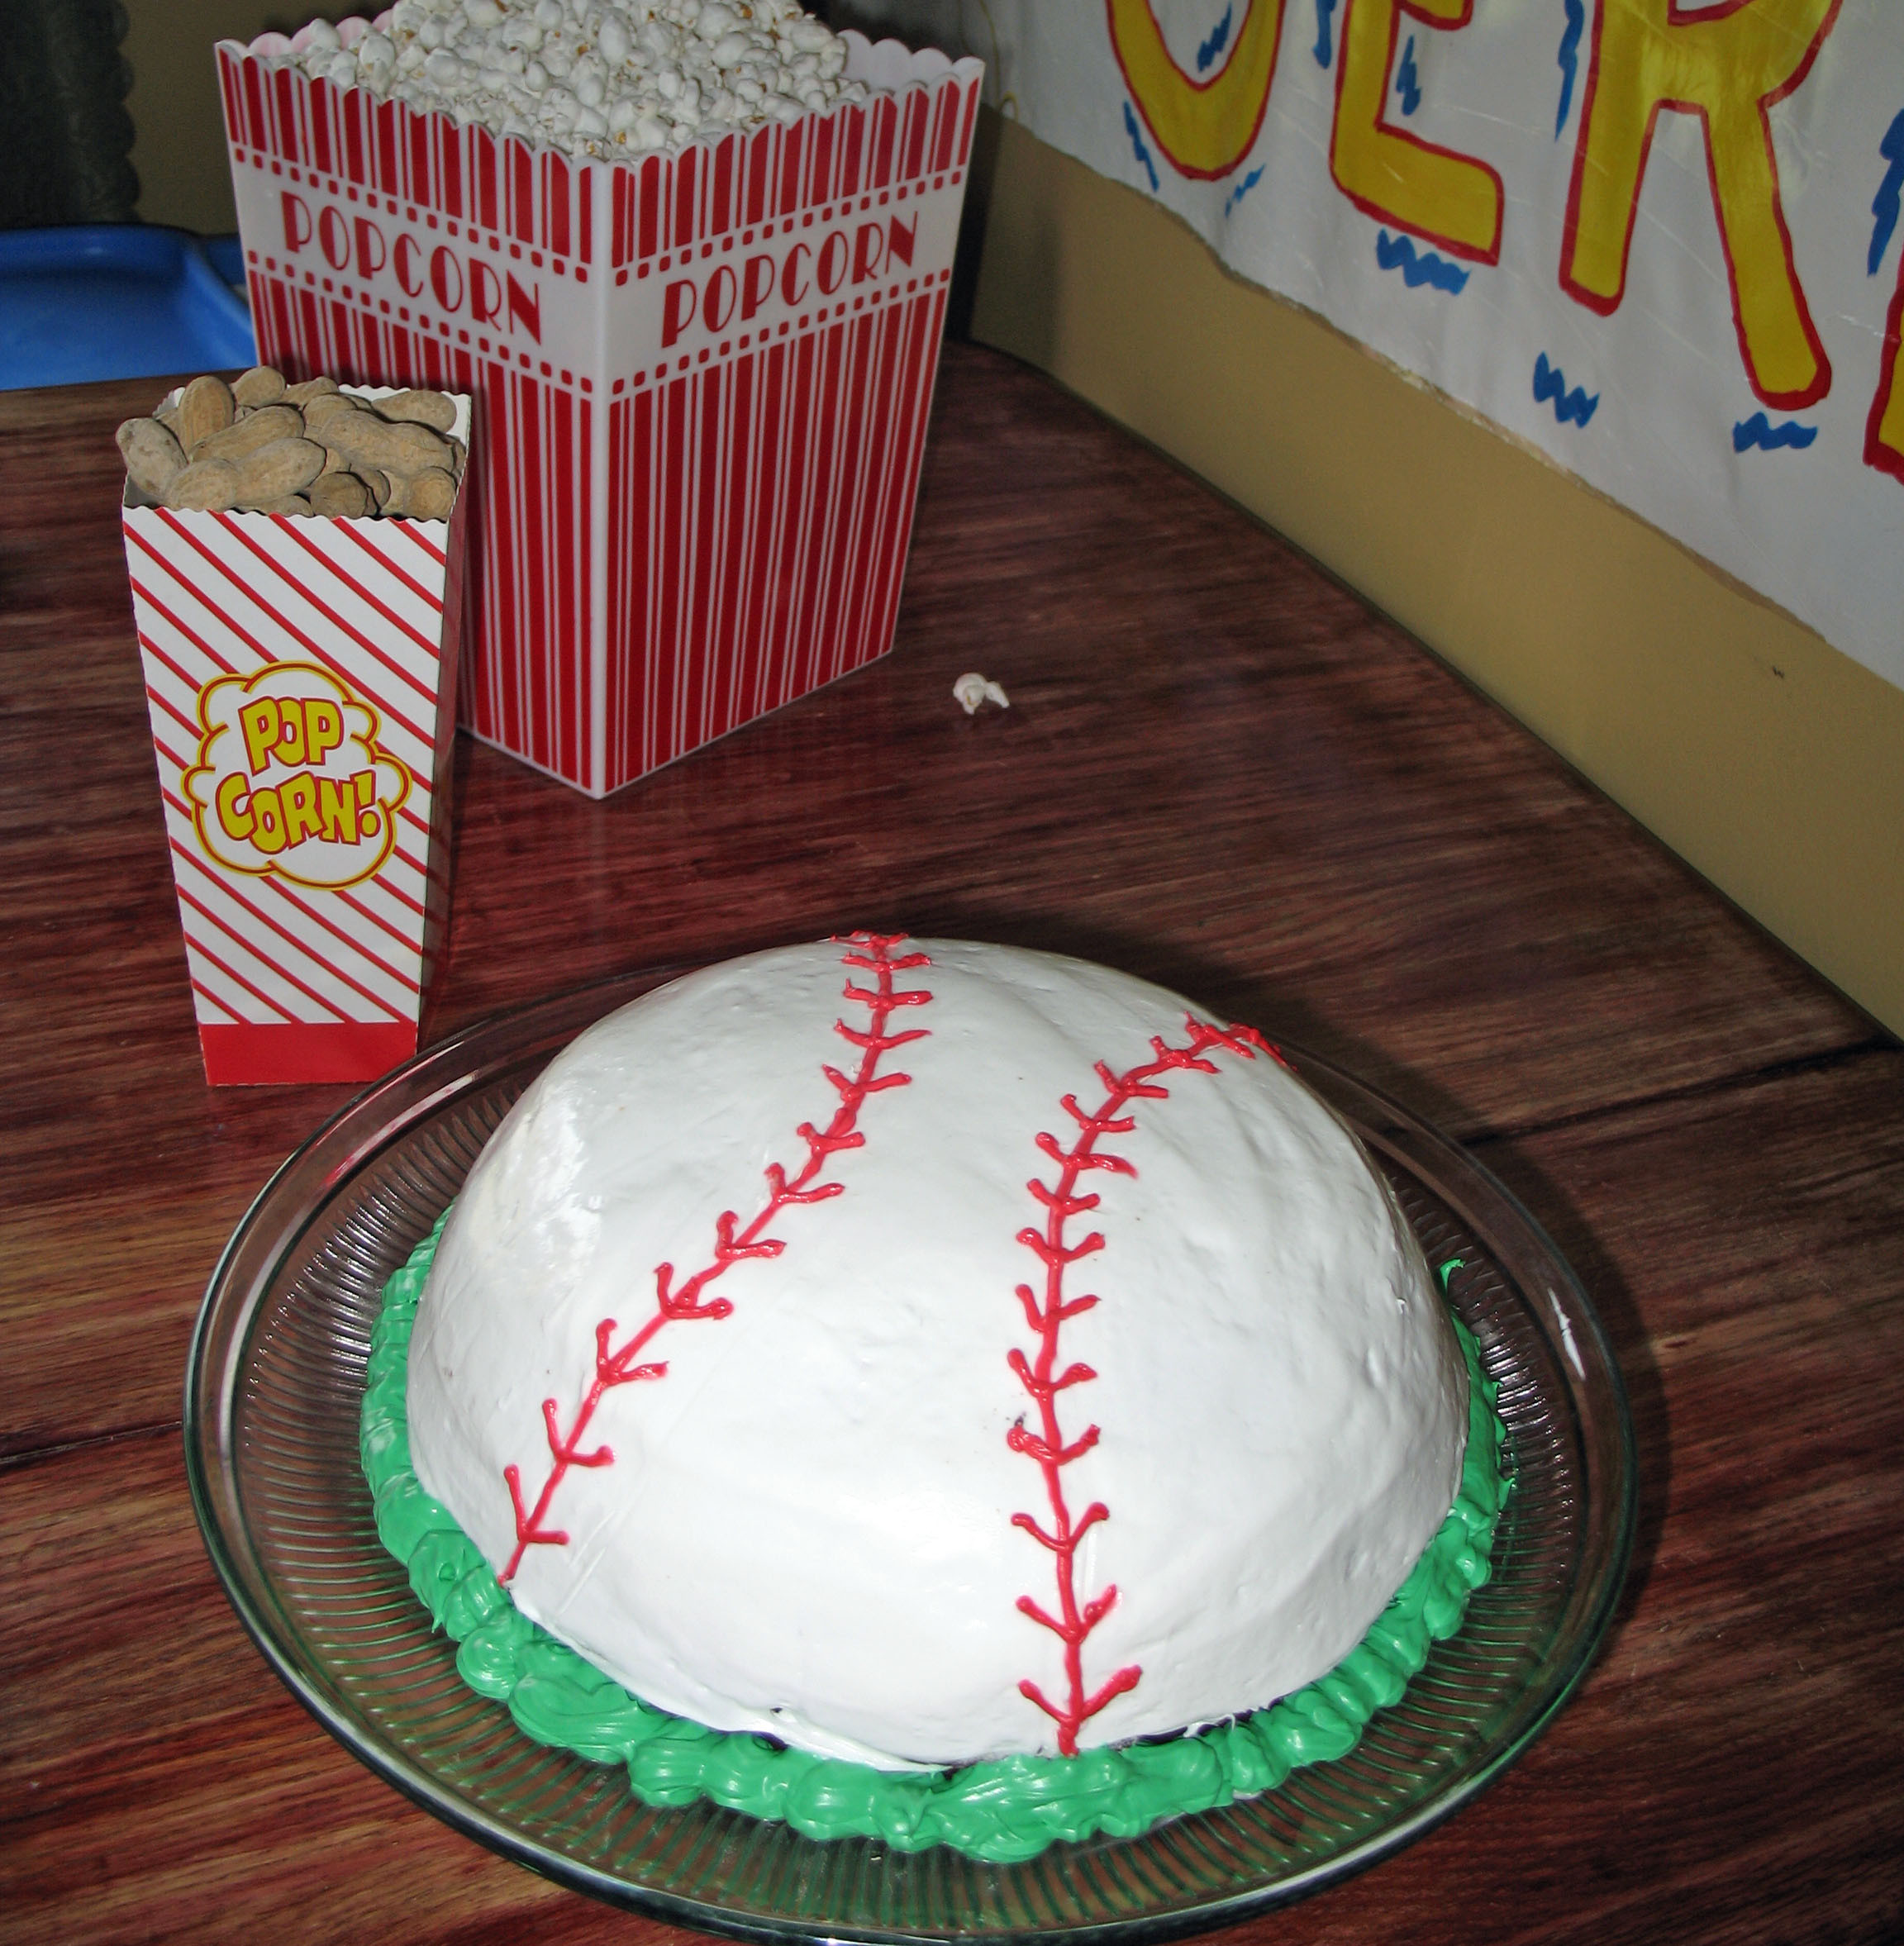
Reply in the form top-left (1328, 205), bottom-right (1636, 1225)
top-left (1561, 0), bottom-right (1840, 411)
top-left (1865, 250), bottom-right (1904, 487)
top-left (1108, 0), bottom-right (1286, 181)
top-left (1330, 0), bottom-right (1502, 264)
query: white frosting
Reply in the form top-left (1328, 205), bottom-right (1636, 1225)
top-left (407, 939), bottom-right (1467, 1770)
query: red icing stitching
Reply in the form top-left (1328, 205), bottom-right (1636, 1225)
top-left (1009, 1014), bottom-right (1278, 1756)
top-left (498, 933), bottom-right (934, 1585)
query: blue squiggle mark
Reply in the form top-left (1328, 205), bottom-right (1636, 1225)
top-left (1733, 412), bottom-right (1817, 452)
top-left (1869, 108), bottom-right (1904, 274)
top-left (1225, 164), bottom-right (1264, 216)
top-left (1556, 0), bottom-right (1584, 138)
top-left (1122, 100), bottom-right (1159, 193)
top-left (1314, 0), bottom-right (1337, 69)
top-left (1376, 228), bottom-right (1469, 293)
top-left (1533, 353), bottom-right (1598, 427)
top-left (1197, 6), bottom-right (1233, 73)
top-left (1396, 35), bottom-right (1421, 116)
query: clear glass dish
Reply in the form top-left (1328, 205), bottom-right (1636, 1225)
top-left (185, 965), bottom-right (1636, 1943)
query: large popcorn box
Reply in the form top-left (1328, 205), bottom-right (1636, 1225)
top-left (217, 29), bottom-right (983, 797)
top-left (125, 390), bottom-right (471, 1086)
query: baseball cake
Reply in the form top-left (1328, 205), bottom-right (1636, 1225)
top-left (363, 934), bottom-right (1508, 1858)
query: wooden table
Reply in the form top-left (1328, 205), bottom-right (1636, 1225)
top-left (5, 343), bottom-right (1902, 1944)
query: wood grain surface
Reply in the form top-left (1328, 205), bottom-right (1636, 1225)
top-left (3, 344), bottom-right (1900, 1944)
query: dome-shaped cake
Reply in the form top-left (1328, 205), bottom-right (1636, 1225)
top-left (406, 935), bottom-right (1468, 1770)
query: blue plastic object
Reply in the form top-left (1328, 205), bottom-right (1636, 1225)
top-left (0, 226), bottom-right (255, 391)
top-left (202, 233), bottom-right (247, 290)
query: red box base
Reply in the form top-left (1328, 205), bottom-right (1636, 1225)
top-left (198, 1021), bottom-right (420, 1087)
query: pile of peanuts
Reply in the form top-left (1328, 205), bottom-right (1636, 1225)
top-left (117, 368), bottom-right (466, 520)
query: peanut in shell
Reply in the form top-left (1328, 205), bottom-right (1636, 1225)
top-left (283, 374), bottom-right (340, 406)
top-left (373, 388), bottom-right (458, 432)
top-left (164, 458), bottom-right (242, 511)
top-left (303, 392), bottom-right (367, 435)
top-left (384, 467), bottom-right (458, 520)
top-left (193, 404), bottom-right (303, 464)
top-left (117, 416), bottom-right (187, 501)
top-left (308, 472), bottom-right (373, 518)
top-left (231, 366), bottom-right (287, 409)
top-left (325, 412), bottom-right (453, 477)
top-left (174, 374), bottom-right (236, 450)
top-left (233, 437), bottom-right (326, 502)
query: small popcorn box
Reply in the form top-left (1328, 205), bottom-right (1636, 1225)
top-left (217, 27), bottom-right (982, 797)
top-left (125, 388), bottom-right (471, 1086)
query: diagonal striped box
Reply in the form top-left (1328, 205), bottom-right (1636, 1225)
top-left (125, 388), bottom-right (471, 1086)
top-left (217, 26), bottom-right (983, 798)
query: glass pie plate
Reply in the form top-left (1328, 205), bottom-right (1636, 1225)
top-left (185, 965), bottom-right (1636, 1944)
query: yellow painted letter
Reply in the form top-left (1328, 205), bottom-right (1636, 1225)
top-left (280, 772), bottom-right (322, 849)
top-left (215, 773), bottom-right (254, 844)
top-left (1108, 0), bottom-right (1286, 181)
top-left (1330, 0), bottom-right (1502, 263)
top-left (239, 697), bottom-right (281, 776)
top-left (1562, 0), bottom-right (1840, 409)
top-left (317, 773), bottom-right (359, 845)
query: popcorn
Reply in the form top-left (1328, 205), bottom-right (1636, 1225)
top-left (953, 673), bottom-right (1010, 716)
top-left (287, 0), bottom-right (869, 159)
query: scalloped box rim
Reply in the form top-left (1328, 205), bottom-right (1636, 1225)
top-left (218, 21), bottom-right (985, 172)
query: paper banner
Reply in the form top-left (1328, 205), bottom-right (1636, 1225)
top-left (850, 0), bottom-right (1904, 692)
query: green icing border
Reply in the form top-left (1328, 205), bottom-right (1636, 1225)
top-left (361, 1216), bottom-right (1510, 1864)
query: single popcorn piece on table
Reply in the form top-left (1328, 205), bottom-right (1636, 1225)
top-left (953, 673), bottom-right (1009, 715)
top-left (284, 0), bottom-right (867, 160)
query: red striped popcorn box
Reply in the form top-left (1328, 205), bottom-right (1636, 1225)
top-left (217, 28), bottom-right (983, 798)
top-left (125, 388), bottom-right (471, 1087)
